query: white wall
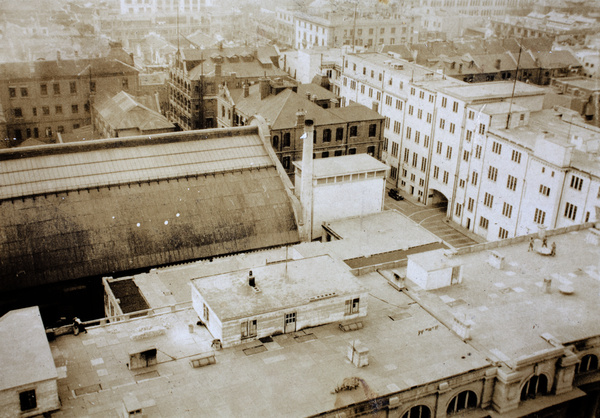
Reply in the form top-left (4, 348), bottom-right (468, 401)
top-left (312, 177), bottom-right (385, 238)
top-left (0, 379), bottom-right (59, 418)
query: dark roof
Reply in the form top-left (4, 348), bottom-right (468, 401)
top-left (378, 44), bottom-right (414, 61)
top-left (0, 127), bottom-right (299, 291)
top-left (0, 57), bottom-right (138, 81)
top-left (329, 102), bottom-right (384, 122)
top-left (533, 50), bottom-right (582, 69)
top-left (297, 83), bottom-right (337, 101)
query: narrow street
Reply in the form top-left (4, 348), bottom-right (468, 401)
top-left (384, 191), bottom-right (480, 248)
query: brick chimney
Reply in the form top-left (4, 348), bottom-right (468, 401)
top-left (296, 110), bottom-right (305, 128)
top-left (259, 78), bottom-right (270, 100)
top-left (300, 118), bottom-right (314, 241)
top-left (215, 62), bottom-right (222, 77)
top-left (243, 82), bottom-right (249, 98)
top-left (495, 59), bottom-right (501, 69)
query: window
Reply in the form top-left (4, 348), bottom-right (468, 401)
top-left (433, 166), bottom-right (439, 179)
top-left (578, 354), bottom-right (599, 374)
top-left (463, 150), bottom-right (470, 162)
top-left (53, 83), bottom-right (60, 95)
top-left (241, 319), bottom-right (257, 338)
top-left (323, 129), bottom-right (331, 142)
top-left (322, 151), bottom-right (329, 158)
top-left (449, 123), bottom-right (455, 134)
top-left (360, 85), bottom-right (365, 94)
top-left (406, 127), bottom-right (412, 139)
top-left (488, 166), bottom-right (498, 181)
top-left (521, 375), bottom-right (548, 401)
top-left (58, 125), bottom-right (64, 134)
top-left (20, 87), bottom-right (28, 97)
top-left (408, 105), bottom-right (414, 116)
top-left (484, 192), bottom-right (493, 208)
top-left (32, 107), bottom-right (37, 116)
top-left (421, 157), bottom-right (427, 171)
top-left (336, 128), bottom-right (344, 141)
top-left (55, 105), bottom-right (62, 114)
top-left (466, 130), bottom-right (473, 142)
top-left (410, 87), bottom-right (415, 95)
top-left (468, 197), bottom-right (474, 212)
top-left (368, 124), bottom-right (376, 137)
top-left (564, 202), bottom-right (577, 220)
top-left (436, 142), bottom-right (442, 154)
top-left (507, 175), bottom-right (517, 191)
top-left (478, 123), bottom-right (486, 135)
top-left (412, 153), bottom-right (418, 167)
top-left (390, 166), bottom-right (397, 179)
top-left (349, 148), bottom-right (356, 155)
top-left (447, 390), bottom-right (477, 415)
top-left (282, 156), bottom-right (290, 169)
top-left (13, 108), bottom-right (23, 118)
top-left (386, 95), bottom-right (392, 106)
top-left (9, 87), bottom-right (16, 97)
top-left (391, 142), bottom-right (399, 157)
top-left (272, 135), bottom-right (279, 148)
top-left (475, 145), bottom-right (482, 159)
top-left (459, 179), bottom-right (465, 188)
top-left (19, 389), bottom-right (37, 411)
top-left (452, 101), bottom-right (459, 112)
top-left (498, 227), bottom-right (509, 239)
top-left (345, 298), bottom-right (360, 315)
top-left (71, 104), bottom-right (79, 114)
top-left (570, 175), bottom-right (584, 191)
top-left (492, 141), bottom-right (502, 154)
top-left (376, 91), bottom-right (381, 101)
top-left (439, 118), bottom-right (445, 129)
top-left (472, 171), bottom-right (478, 186)
top-left (479, 217), bottom-right (489, 229)
top-left (393, 121), bottom-right (401, 134)
top-left (45, 127), bottom-right (52, 137)
top-left (283, 132), bottom-right (291, 147)
top-left (511, 150), bottom-right (522, 163)
top-left (502, 202), bottom-right (513, 218)
top-left (424, 135), bottom-right (429, 147)
top-left (417, 109), bottom-right (422, 119)
top-left (33, 128), bottom-right (39, 138)
top-left (404, 148), bottom-right (409, 163)
top-left (441, 97), bottom-right (447, 107)
top-left (395, 99), bottom-right (402, 110)
top-left (419, 91), bottom-right (424, 99)
top-left (90, 81), bottom-right (96, 93)
top-left (335, 150), bottom-right (343, 156)
top-left (350, 126), bottom-right (358, 137)
top-left (84, 102), bottom-right (90, 113)
top-left (40, 84), bottom-right (47, 95)
top-left (534, 208), bottom-right (546, 224)
top-left (367, 146), bottom-right (375, 156)
top-left (415, 131), bottom-right (420, 144)
top-left (70, 81), bottom-right (77, 94)
top-left (203, 303), bottom-right (209, 322)
top-left (426, 113), bottom-right (432, 123)
top-left (455, 203), bottom-right (462, 217)
top-left (443, 171), bottom-right (449, 184)
top-left (468, 110), bottom-right (474, 120)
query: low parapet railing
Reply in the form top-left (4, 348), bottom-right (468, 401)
top-left (83, 300), bottom-right (193, 328)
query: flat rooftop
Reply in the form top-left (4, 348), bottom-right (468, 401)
top-left (49, 271), bottom-right (490, 417)
top-left (440, 81), bottom-right (545, 102)
top-left (293, 154), bottom-right (389, 178)
top-left (557, 77), bottom-right (600, 91)
top-left (191, 255), bottom-right (366, 321)
top-left (417, 228), bottom-right (600, 365)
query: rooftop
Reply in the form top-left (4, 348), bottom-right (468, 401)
top-left (192, 255), bottom-right (365, 321)
top-left (47, 270), bottom-right (490, 417)
top-left (440, 81), bottom-right (545, 102)
top-left (294, 154), bottom-right (389, 178)
top-left (0, 306), bottom-right (57, 391)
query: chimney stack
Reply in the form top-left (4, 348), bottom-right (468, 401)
top-left (57, 50), bottom-right (61, 61)
top-left (259, 78), bottom-right (270, 100)
top-left (215, 62), bottom-right (222, 77)
top-left (249, 271), bottom-right (255, 287)
top-left (243, 82), bottom-right (249, 98)
top-left (495, 59), bottom-right (501, 69)
top-left (300, 118), bottom-right (314, 241)
top-left (296, 110), bottom-right (305, 128)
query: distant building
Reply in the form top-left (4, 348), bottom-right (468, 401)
top-left (0, 307), bottom-right (59, 417)
top-left (293, 154), bottom-right (389, 239)
top-left (0, 43), bottom-right (138, 146)
top-left (167, 45), bottom-right (288, 130)
top-left (118, 0), bottom-right (211, 15)
top-left (93, 91), bottom-right (176, 138)
top-left (216, 79), bottom-right (384, 175)
top-left (191, 254), bottom-right (368, 347)
top-left (414, 0), bottom-right (530, 18)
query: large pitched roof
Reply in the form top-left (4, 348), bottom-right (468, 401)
top-left (0, 127), bottom-right (299, 291)
top-left (0, 57), bottom-right (138, 81)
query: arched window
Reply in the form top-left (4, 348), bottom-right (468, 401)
top-left (272, 135), bottom-right (279, 149)
top-left (578, 354), bottom-right (599, 374)
top-left (520, 374), bottom-right (548, 401)
top-left (447, 390), bottom-right (477, 415)
top-left (402, 405), bottom-right (431, 418)
top-left (283, 132), bottom-right (291, 148)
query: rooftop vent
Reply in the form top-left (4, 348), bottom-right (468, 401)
top-left (249, 271), bottom-right (255, 287)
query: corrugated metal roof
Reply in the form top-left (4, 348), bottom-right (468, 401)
top-left (0, 128), bottom-right (299, 290)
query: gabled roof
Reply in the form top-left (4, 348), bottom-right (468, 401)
top-left (0, 307), bottom-right (57, 391)
top-left (0, 127), bottom-right (299, 291)
top-left (95, 91), bottom-right (173, 133)
top-left (0, 57), bottom-right (138, 81)
top-left (533, 50), bottom-right (582, 68)
top-left (328, 102), bottom-right (384, 122)
top-left (472, 52), bottom-right (518, 73)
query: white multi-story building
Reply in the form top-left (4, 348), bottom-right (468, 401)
top-left (294, 13), bottom-right (419, 50)
top-left (119, 0), bottom-right (210, 15)
top-left (339, 52), bottom-right (600, 241)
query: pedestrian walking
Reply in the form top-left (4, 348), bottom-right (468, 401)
top-left (542, 237), bottom-right (548, 248)
top-left (550, 242), bottom-right (556, 256)
top-left (528, 237), bottom-right (534, 252)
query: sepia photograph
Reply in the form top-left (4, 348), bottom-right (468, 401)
top-left (0, 0), bottom-right (599, 416)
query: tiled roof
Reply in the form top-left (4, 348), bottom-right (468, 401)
top-left (0, 127), bottom-right (299, 290)
top-left (328, 102), bottom-right (384, 122)
top-left (95, 91), bottom-right (173, 132)
top-left (297, 83), bottom-right (338, 101)
top-left (533, 50), bottom-right (582, 68)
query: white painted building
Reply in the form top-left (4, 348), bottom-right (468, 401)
top-left (119, 0), bottom-right (209, 15)
top-left (338, 51), bottom-right (600, 242)
top-left (191, 255), bottom-right (368, 347)
top-left (294, 154), bottom-right (389, 240)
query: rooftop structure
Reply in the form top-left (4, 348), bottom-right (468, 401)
top-left (0, 126), bottom-right (300, 294)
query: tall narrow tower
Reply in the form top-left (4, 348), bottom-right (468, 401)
top-left (300, 119), bottom-right (314, 241)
